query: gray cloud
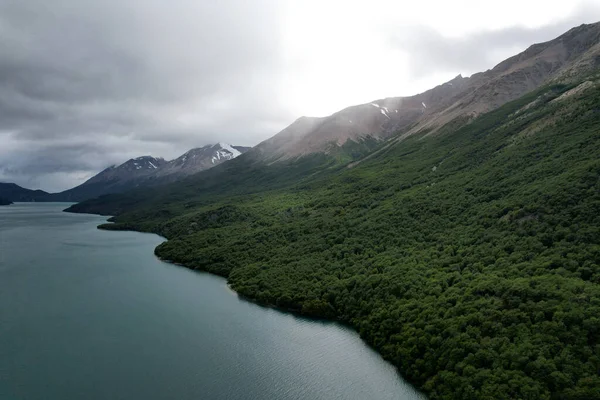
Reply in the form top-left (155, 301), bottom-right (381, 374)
top-left (389, 2), bottom-right (600, 78)
top-left (0, 0), bottom-right (294, 191)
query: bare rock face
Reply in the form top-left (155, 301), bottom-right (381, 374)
top-left (251, 22), bottom-right (600, 161)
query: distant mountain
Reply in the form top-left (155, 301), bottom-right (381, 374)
top-left (251, 22), bottom-right (600, 161)
top-left (0, 197), bottom-right (13, 206)
top-left (0, 183), bottom-right (49, 202)
top-left (88, 156), bottom-right (168, 183)
top-left (51, 143), bottom-right (250, 201)
top-left (52, 156), bottom-right (168, 201)
top-left (154, 143), bottom-right (251, 181)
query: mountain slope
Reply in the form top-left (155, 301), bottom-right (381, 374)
top-left (0, 197), bottom-right (13, 205)
top-left (0, 182), bottom-right (49, 202)
top-left (57, 23), bottom-right (600, 204)
top-left (249, 22), bottom-right (600, 161)
top-left (68, 23), bottom-right (600, 217)
top-left (51, 156), bottom-right (167, 201)
top-left (70, 74), bottom-right (600, 399)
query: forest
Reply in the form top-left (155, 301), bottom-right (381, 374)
top-left (70, 76), bottom-right (600, 399)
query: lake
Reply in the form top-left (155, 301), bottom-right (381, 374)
top-left (0, 203), bottom-right (424, 400)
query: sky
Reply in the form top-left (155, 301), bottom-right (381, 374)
top-left (1, 0), bottom-right (599, 192)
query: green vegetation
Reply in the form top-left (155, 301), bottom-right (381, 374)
top-left (69, 79), bottom-right (600, 399)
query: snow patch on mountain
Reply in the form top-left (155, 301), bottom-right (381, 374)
top-left (219, 143), bottom-right (242, 158)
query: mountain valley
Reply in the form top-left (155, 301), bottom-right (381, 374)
top-left (65, 23), bottom-right (600, 400)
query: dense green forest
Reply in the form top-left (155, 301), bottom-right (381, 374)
top-left (69, 77), bottom-right (600, 399)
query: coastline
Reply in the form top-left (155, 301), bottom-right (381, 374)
top-left (89, 214), bottom-right (424, 393)
top-left (88, 212), bottom-right (338, 319)
top-left (66, 207), bottom-right (425, 398)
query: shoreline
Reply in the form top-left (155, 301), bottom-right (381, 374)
top-left (90, 214), bottom-right (341, 321)
top-left (157, 254), bottom-right (347, 324)
top-left (73, 210), bottom-right (426, 398)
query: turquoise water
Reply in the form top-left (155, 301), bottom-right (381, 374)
top-left (0, 203), bottom-right (424, 400)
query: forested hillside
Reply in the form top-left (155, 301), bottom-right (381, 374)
top-left (68, 75), bottom-right (600, 399)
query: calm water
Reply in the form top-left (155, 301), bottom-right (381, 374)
top-left (0, 203), bottom-right (424, 400)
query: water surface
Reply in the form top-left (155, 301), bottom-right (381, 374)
top-left (0, 203), bottom-right (424, 400)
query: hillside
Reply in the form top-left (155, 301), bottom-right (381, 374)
top-left (51, 156), bottom-right (168, 201)
top-left (68, 68), bottom-right (600, 399)
top-left (69, 23), bottom-right (600, 218)
top-left (247, 22), bottom-right (600, 161)
top-left (0, 197), bottom-right (12, 205)
top-left (62, 23), bottom-right (600, 208)
top-left (0, 183), bottom-right (49, 202)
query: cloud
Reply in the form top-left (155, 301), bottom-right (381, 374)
top-left (0, 0), bottom-right (294, 190)
top-left (389, 1), bottom-right (600, 78)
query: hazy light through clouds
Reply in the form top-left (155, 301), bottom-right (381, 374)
top-left (281, 0), bottom-right (588, 117)
top-left (0, 0), bottom-right (598, 191)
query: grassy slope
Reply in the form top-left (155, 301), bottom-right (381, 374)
top-left (71, 78), bottom-right (600, 399)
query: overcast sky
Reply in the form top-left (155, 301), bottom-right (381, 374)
top-left (1, 0), bottom-right (599, 192)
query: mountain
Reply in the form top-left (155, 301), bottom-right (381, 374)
top-left (52, 156), bottom-right (168, 201)
top-left (67, 23), bottom-right (600, 399)
top-left (0, 182), bottom-right (49, 202)
top-left (154, 143), bottom-right (251, 181)
top-left (250, 22), bottom-right (600, 161)
top-left (82, 156), bottom-right (168, 186)
top-left (71, 22), bottom-right (600, 216)
top-left (52, 143), bottom-right (249, 201)
top-left (0, 197), bottom-right (13, 205)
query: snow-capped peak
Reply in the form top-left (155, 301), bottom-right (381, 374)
top-left (218, 142), bottom-right (242, 158)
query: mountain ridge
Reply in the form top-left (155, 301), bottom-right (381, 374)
top-left (65, 22), bottom-right (600, 217)
top-left (247, 22), bottom-right (600, 161)
top-left (0, 182), bottom-right (50, 202)
top-left (54, 142), bottom-right (251, 201)
top-left (0, 143), bottom-right (250, 202)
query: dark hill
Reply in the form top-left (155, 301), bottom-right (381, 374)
top-left (0, 183), bottom-right (49, 202)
